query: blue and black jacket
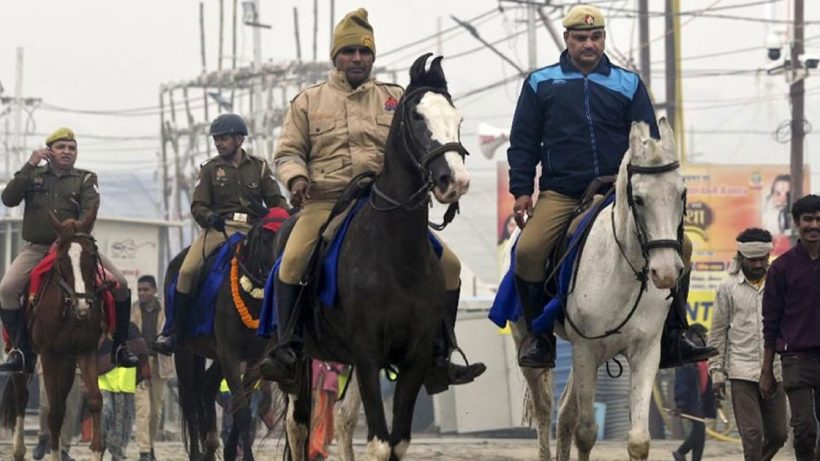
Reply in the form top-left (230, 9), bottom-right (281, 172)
top-left (507, 51), bottom-right (659, 199)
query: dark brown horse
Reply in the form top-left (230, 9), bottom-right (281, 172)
top-left (0, 210), bottom-right (109, 461)
top-left (169, 216), bottom-right (281, 461)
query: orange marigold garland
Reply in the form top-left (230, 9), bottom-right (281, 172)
top-left (230, 247), bottom-right (260, 330)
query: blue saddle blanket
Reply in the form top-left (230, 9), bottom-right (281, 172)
top-left (488, 194), bottom-right (615, 333)
top-left (164, 232), bottom-right (245, 337)
top-left (257, 194), bottom-right (443, 337)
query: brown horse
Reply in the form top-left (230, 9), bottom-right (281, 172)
top-left (0, 210), bottom-right (110, 461)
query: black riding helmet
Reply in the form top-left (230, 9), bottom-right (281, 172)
top-left (209, 113), bottom-right (249, 136)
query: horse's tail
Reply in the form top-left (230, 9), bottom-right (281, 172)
top-left (0, 373), bottom-right (27, 430)
top-left (174, 347), bottom-right (206, 457)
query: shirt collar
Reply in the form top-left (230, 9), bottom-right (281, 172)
top-left (140, 297), bottom-right (160, 312)
top-left (328, 69), bottom-right (375, 94)
top-left (734, 271), bottom-right (764, 291)
top-left (559, 50), bottom-right (612, 76)
top-left (211, 148), bottom-right (250, 167)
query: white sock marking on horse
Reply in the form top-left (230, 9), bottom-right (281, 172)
top-left (394, 439), bottom-right (410, 459)
top-left (91, 451), bottom-right (104, 461)
top-left (286, 395), bottom-right (309, 461)
top-left (50, 450), bottom-right (60, 461)
top-left (12, 415), bottom-right (25, 459)
top-left (365, 438), bottom-right (391, 461)
top-left (68, 242), bottom-right (90, 312)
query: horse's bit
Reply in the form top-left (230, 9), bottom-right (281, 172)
top-left (370, 85), bottom-right (470, 230)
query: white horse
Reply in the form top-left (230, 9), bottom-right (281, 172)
top-left (509, 117), bottom-right (685, 461)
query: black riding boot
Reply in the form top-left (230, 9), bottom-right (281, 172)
top-left (153, 290), bottom-right (191, 355)
top-left (111, 291), bottom-right (138, 368)
top-left (659, 271), bottom-right (718, 369)
top-left (515, 276), bottom-right (556, 369)
top-left (426, 289), bottom-right (488, 394)
top-left (0, 308), bottom-right (34, 373)
top-left (259, 280), bottom-right (303, 389)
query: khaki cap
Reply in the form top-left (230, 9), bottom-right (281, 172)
top-left (331, 8), bottom-right (375, 59)
top-left (45, 127), bottom-right (76, 146)
top-left (562, 4), bottom-right (605, 30)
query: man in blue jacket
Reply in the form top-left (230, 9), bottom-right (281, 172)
top-left (508, 4), bottom-right (716, 369)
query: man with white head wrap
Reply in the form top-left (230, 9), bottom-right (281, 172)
top-left (707, 228), bottom-right (787, 461)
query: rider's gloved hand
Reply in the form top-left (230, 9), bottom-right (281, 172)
top-left (206, 214), bottom-right (226, 232)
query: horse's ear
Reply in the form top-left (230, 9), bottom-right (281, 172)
top-left (79, 207), bottom-right (98, 234)
top-left (427, 56), bottom-right (448, 90)
top-left (658, 117), bottom-right (677, 158)
top-left (629, 121), bottom-right (649, 158)
top-left (409, 53), bottom-right (433, 85)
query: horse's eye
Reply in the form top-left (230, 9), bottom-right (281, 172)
top-left (634, 196), bottom-right (644, 207)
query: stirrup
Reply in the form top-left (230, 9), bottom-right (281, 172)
top-left (0, 348), bottom-right (32, 373)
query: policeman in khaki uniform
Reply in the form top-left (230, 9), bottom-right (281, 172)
top-left (0, 127), bottom-right (138, 373)
top-left (261, 8), bottom-right (485, 389)
top-left (154, 114), bottom-right (287, 353)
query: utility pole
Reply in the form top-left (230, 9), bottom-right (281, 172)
top-left (526, 2), bottom-right (537, 70)
top-left (13, 47), bottom-right (23, 178)
top-left (638, 0), bottom-right (651, 88)
top-left (790, 0), bottom-right (805, 201)
top-left (252, 0), bottom-right (263, 156)
top-left (665, 0), bottom-right (685, 161)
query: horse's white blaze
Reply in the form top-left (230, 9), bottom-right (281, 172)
top-left (68, 242), bottom-right (91, 314)
top-left (365, 438), bottom-right (391, 461)
top-left (417, 92), bottom-right (470, 203)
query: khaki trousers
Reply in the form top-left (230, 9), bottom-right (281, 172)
top-left (514, 190), bottom-right (693, 282)
top-left (514, 190), bottom-right (579, 282)
top-left (278, 200), bottom-right (461, 290)
top-left (38, 368), bottom-right (83, 451)
top-left (135, 357), bottom-right (166, 452)
top-left (730, 379), bottom-right (788, 461)
top-left (176, 223), bottom-right (249, 294)
top-left (0, 242), bottom-right (129, 309)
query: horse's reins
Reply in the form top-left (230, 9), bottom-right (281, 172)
top-left (50, 232), bottom-right (106, 316)
top-left (563, 160), bottom-right (685, 342)
top-left (369, 85), bottom-right (469, 230)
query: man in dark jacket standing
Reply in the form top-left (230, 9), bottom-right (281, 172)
top-left (508, 3), bottom-right (716, 369)
top-left (761, 194), bottom-right (820, 461)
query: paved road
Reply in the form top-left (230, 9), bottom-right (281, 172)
top-left (0, 437), bottom-right (797, 460)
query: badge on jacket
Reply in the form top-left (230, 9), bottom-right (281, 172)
top-left (384, 97), bottom-right (398, 112)
top-left (216, 167), bottom-right (226, 182)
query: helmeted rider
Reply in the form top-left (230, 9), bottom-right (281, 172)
top-left (153, 114), bottom-right (287, 353)
top-left (0, 127), bottom-right (138, 372)
top-left (259, 8), bottom-right (486, 390)
top-left (507, 4), bottom-right (717, 369)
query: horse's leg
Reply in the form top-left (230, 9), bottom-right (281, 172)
top-left (389, 361), bottom-right (428, 460)
top-left (569, 348), bottom-right (600, 461)
top-left (555, 369), bottom-right (577, 461)
top-left (514, 318), bottom-right (554, 461)
top-left (285, 379), bottom-right (311, 461)
top-left (40, 353), bottom-right (73, 461)
top-left (334, 372), bottom-right (361, 461)
top-left (202, 361), bottom-right (224, 461)
top-left (356, 362), bottom-right (390, 461)
top-left (8, 374), bottom-right (29, 461)
top-left (77, 352), bottom-right (104, 460)
top-left (218, 351), bottom-right (246, 461)
top-left (625, 344), bottom-right (660, 461)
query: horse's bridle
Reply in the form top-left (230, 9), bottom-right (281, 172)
top-left (624, 160), bottom-right (685, 260)
top-left (55, 232), bottom-right (106, 314)
top-left (565, 160), bottom-right (686, 341)
top-left (370, 86), bottom-right (470, 230)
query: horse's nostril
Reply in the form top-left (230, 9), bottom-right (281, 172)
top-left (437, 174), bottom-right (452, 190)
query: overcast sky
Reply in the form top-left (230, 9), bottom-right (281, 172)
top-left (1, 0), bottom-right (818, 284)
top-left (1, 0), bottom-right (818, 176)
